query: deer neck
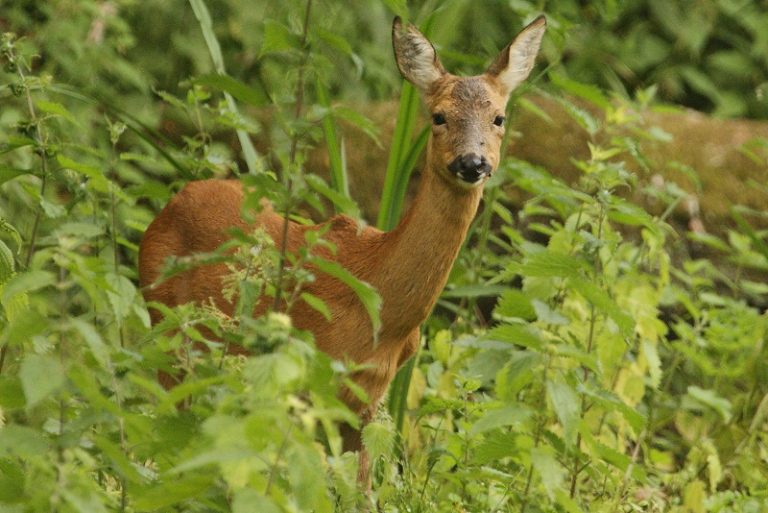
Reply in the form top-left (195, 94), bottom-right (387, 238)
top-left (374, 159), bottom-right (483, 338)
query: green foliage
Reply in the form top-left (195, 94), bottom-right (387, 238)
top-left (0, 1), bottom-right (766, 513)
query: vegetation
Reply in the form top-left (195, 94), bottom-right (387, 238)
top-left (0, 1), bottom-right (766, 512)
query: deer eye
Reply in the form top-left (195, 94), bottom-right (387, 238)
top-left (432, 113), bottom-right (446, 125)
top-left (493, 115), bottom-right (505, 127)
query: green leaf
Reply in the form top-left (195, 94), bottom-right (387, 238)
top-left (569, 278), bottom-right (634, 336)
top-left (133, 475), bottom-right (214, 509)
top-left (685, 386), bottom-right (733, 422)
top-left (304, 174), bottom-right (360, 220)
top-left (260, 20), bottom-right (298, 55)
top-left (288, 444), bottom-right (333, 513)
top-left (105, 273), bottom-right (136, 323)
top-left (193, 73), bottom-right (267, 106)
top-left (1, 270), bottom-right (55, 307)
top-left (470, 404), bottom-right (532, 435)
top-left (0, 457), bottom-right (25, 502)
top-left (300, 292), bottom-right (332, 321)
top-left (362, 421), bottom-right (395, 461)
top-left (233, 490), bottom-right (281, 513)
top-left (93, 436), bottom-right (144, 483)
top-left (0, 425), bottom-right (49, 457)
top-left (0, 377), bottom-right (25, 409)
top-left (484, 324), bottom-right (543, 350)
top-left (70, 318), bottom-right (110, 368)
top-left (0, 166), bottom-right (32, 186)
top-left (311, 258), bottom-right (381, 342)
top-left (441, 284), bottom-right (508, 299)
top-left (547, 379), bottom-right (580, 445)
top-left (57, 155), bottom-right (110, 192)
top-left (555, 96), bottom-right (599, 136)
top-left (0, 240), bottom-right (14, 285)
top-left (61, 490), bottom-right (109, 513)
top-left (19, 354), bottom-right (65, 408)
top-left (494, 289), bottom-right (536, 320)
top-left (36, 100), bottom-right (78, 124)
top-left (519, 250), bottom-right (589, 279)
top-left (531, 447), bottom-right (566, 498)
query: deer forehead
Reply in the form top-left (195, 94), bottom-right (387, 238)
top-left (429, 76), bottom-right (506, 116)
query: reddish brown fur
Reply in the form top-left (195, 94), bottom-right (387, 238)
top-left (139, 15), bottom-right (545, 482)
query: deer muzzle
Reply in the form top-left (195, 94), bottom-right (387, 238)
top-left (448, 153), bottom-right (492, 184)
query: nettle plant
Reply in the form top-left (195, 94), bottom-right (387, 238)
top-left (367, 85), bottom-right (768, 512)
top-left (0, 13), bottom-right (368, 513)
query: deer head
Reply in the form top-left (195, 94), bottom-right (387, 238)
top-left (392, 16), bottom-right (546, 189)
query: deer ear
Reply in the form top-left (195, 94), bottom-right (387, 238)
top-left (392, 17), bottom-right (445, 92)
top-left (486, 15), bottom-right (546, 97)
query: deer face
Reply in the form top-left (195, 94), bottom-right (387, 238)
top-left (393, 16), bottom-right (546, 189)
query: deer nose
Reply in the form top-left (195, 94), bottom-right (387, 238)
top-left (448, 153), bottom-right (492, 183)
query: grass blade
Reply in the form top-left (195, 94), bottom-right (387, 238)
top-left (189, 0), bottom-right (261, 174)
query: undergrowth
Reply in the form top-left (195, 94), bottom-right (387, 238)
top-left (0, 2), bottom-right (766, 512)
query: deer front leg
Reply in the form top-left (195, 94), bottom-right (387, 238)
top-left (339, 404), bottom-right (376, 490)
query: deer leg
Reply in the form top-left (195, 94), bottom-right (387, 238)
top-left (339, 404), bottom-right (376, 490)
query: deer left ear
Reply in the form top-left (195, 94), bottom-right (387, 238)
top-left (392, 17), bottom-right (446, 92)
top-left (486, 15), bottom-right (546, 97)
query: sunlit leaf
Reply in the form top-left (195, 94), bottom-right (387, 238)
top-left (20, 354), bottom-right (65, 408)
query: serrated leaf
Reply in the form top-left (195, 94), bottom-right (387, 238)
top-left (547, 379), bottom-right (580, 445)
top-left (531, 447), bottom-right (566, 498)
top-left (1, 270), bottom-right (55, 307)
top-left (260, 20), bottom-right (298, 55)
top-left (520, 250), bottom-right (589, 279)
top-left (642, 340), bottom-right (662, 389)
top-left (581, 388), bottom-right (646, 433)
top-left (19, 354), bottom-right (65, 408)
top-left (70, 318), bottom-right (110, 368)
top-left (470, 404), bottom-right (532, 435)
top-left (57, 155), bottom-right (110, 192)
top-left (288, 444), bottom-right (333, 513)
top-left (569, 278), bottom-right (634, 336)
top-left (36, 100), bottom-right (77, 124)
top-left (362, 421), bottom-right (395, 461)
top-left (106, 273), bottom-right (136, 323)
top-left (484, 324), bottom-right (542, 349)
top-left (494, 289), bottom-right (535, 320)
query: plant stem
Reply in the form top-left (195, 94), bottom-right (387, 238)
top-left (272, 0), bottom-right (312, 311)
top-left (569, 200), bottom-right (605, 499)
top-left (520, 354), bottom-right (551, 513)
top-left (265, 423), bottom-right (294, 495)
top-left (0, 49), bottom-right (49, 375)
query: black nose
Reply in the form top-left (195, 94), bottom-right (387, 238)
top-left (448, 153), bottom-right (492, 183)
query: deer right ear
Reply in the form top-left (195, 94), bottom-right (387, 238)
top-left (392, 17), bottom-right (445, 92)
top-left (486, 15), bottom-right (546, 97)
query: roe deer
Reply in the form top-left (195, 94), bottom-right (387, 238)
top-left (139, 15), bottom-right (546, 481)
